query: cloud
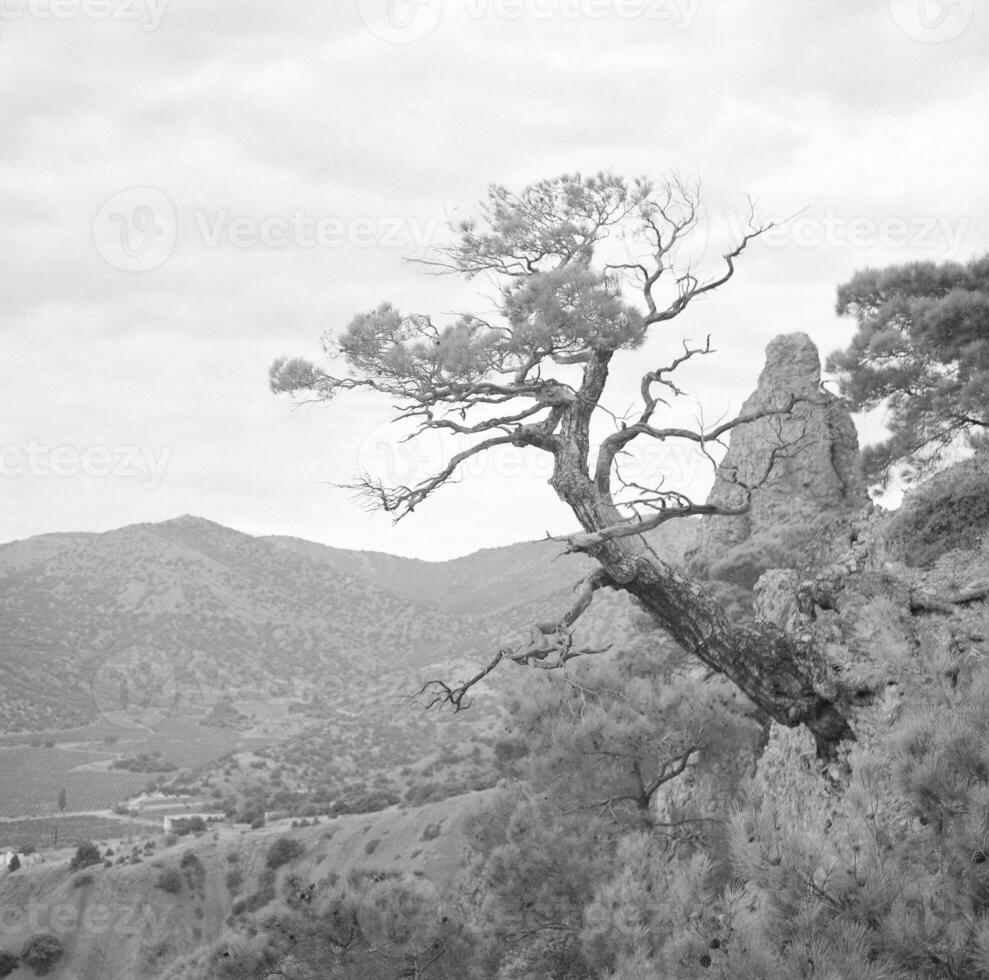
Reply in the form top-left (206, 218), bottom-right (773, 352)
top-left (1, 0), bottom-right (986, 556)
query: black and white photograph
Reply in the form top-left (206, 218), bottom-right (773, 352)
top-left (1, 1), bottom-right (988, 977)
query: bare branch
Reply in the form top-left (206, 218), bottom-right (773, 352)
top-left (594, 393), bottom-right (809, 499)
top-left (552, 502), bottom-right (750, 554)
top-left (637, 197), bottom-right (780, 327)
top-left (341, 432), bottom-right (517, 519)
top-left (642, 745), bottom-right (699, 800)
top-left (910, 582), bottom-right (989, 614)
top-left (638, 336), bottom-right (714, 424)
top-left (411, 570), bottom-right (614, 711)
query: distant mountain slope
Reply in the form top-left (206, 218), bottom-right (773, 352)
top-left (265, 517), bottom-right (697, 616)
top-left (0, 515), bottom-right (698, 732)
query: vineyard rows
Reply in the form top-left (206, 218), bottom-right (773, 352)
top-left (0, 747), bottom-right (149, 817)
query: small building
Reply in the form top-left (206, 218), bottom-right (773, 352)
top-left (2, 850), bottom-right (41, 870)
top-left (162, 812), bottom-right (225, 832)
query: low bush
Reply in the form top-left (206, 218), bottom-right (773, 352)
top-left (19, 934), bottom-right (63, 976)
top-left (266, 837), bottom-right (304, 869)
top-left (888, 455), bottom-right (989, 567)
top-left (69, 841), bottom-right (100, 872)
top-left (156, 867), bottom-right (183, 893)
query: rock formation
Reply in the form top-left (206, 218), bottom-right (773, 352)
top-left (686, 332), bottom-right (867, 599)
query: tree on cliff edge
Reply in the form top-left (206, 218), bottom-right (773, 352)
top-left (271, 173), bottom-right (852, 751)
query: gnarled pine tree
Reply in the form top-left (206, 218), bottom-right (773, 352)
top-left (271, 173), bottom-right (853, 752)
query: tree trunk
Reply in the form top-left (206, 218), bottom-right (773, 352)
top-left (617, 553), bottom-right (852, 754)
top-left (553, 463), bottom-right (852, 755)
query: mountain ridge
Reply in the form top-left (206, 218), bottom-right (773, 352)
top-left (0, 515), bottom-right (682, 733)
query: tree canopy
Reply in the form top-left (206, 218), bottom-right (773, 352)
top-left (827, 254), bottom-right (989, 486)
top-left (272, 172), bottom-right (853, 751)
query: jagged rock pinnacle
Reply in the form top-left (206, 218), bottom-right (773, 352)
top-left (687, 333), bottom-right (867, 592)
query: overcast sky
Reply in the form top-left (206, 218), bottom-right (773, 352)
top-left (1, 0), bottom-right (986, 558)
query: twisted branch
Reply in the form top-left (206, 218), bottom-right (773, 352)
top-left (410, 570), bottom-right (614, 711)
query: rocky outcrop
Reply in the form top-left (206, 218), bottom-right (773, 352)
top-left (687, 333), bottom-right (868, 601)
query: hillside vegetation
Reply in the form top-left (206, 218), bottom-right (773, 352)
top-left (3, 452), bottom-right (987, 978)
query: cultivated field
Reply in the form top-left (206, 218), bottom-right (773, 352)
top-left (0, 715), bottom-right (272, 821)
top-left (0, 813), bottom-right (159, 850)
top-left (0, 746), bottom-right (149, 817)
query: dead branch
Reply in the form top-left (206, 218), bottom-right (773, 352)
top-left (410, 570), bottom-right (614, 711)
top-left (641, 745), bottom-right (700, 800)
top-left (552, 503), bottom-right (750, 554)
top-left (638, 336), bottom-right (714, 424)
top-left (910, 583), bottom-right (989, 615)
top-left (594, 393), bottom-right (810, 497)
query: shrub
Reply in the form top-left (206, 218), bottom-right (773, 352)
top-left (364, 838), bottom-right (380, 855)
top-left (6, 855), bottom-right (19, 873)
top-left (421, 823), bottom-right (442, 842)
top-left (0, 951), bottom-right (17, 978)
top-left (232, 868), bottom-right (277, 916)
top-left (72, 873), bottom-right (94, 888)
top-left (266, 837), bottom-right (304, 870)
top-left (889, 455), bottom-right (989, 567)
top-left (69, 841), bottom-right (100, 872)
top-left (170, 816), bottom-right (207, 836)
top-left (19, 934), bottom-right (63, 976)
top-left (225, 869), bottom-right (243, 893)
top-left (156, 867), bottom-right (183, 893)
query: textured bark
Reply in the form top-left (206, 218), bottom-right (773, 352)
top-left (550, 350), bottom-right (853, 755)
top-left (575, 522), bottom-right (851, 753)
